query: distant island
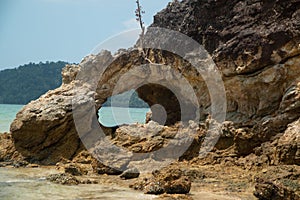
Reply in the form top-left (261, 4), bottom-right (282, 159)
top-left (0, 62), bottom-right (149, 107)
top-left (102, 90), bottom-right (149, 108)
top-left (0, 61), bottom-right (68, 104)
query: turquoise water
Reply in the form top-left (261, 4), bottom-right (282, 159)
top-left (0, 104), bottom-right (149, 133)
top-left (0, 104), bottom-right (23, 133)
top-left (0, 168), bottom-right (155, 200)
top-left (0, 106), bottom-right (152, 199)
top-left (98, 107), bottom-right (150, 127)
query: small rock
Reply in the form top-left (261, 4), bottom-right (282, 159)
top-left (64, 163), bottom-right (82, 176)
top-left (145, 111), bottom-right (152, 123)
top-left (144, 182), bottom-right (165, 195)
top-left (80, 179), bottom-right (98, 184)
top-left (47, 173), bottom-right (80, 185)
top-left (13, 160), bottom-right (29, 168)
top-left (164, 177), bottom-right (191, 194)
top-left (0, 161), bottom-right (13, 167)
top-left (27, 164), bottom-right (39, 168)
top-left (120, 167), bottom-right (140, 179)
top-left (94, 162), bottom-right (123, 175)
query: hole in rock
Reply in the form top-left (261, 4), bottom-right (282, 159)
top-left (98, 90), bottom-right (150, 127)
top-left (136, 83), bottom-right (197, 126)
top-left (98, 83), bottom-right (198, 128)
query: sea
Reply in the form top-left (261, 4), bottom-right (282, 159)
top-left (98, 107), bottom-right (150, 127)
top-left (0, 104), bottom-right (24, 133)
top-left (0, 104), bottom-right (150, 133)
top-left (0, 104), bottom-right (152, 199)
top-left (0, 168), bottom-right (155, 200)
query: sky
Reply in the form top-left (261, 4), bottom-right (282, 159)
top-left (0, 0), bottom-right (171, 70)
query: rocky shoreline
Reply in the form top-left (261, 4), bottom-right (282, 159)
top-left (1, 152), bottom-right (299, 200)
top-left (1, 118), bottom-right (299, 200)
top-left (1, 0), bottom-right (300, 199)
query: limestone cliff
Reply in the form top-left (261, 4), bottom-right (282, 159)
top-left (10, 0), bottom-right (300, 172)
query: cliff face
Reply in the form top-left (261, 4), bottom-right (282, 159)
top-left (148, 0), bottom-right (300, 163)
top-left (153, 0), bottom-right (300, 75)
top-left (152, 0), bottom-right (300, 120)
top-left (9, 0), bottom-right (300, 171)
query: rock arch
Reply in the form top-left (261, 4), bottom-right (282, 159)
top-left (10, 0), bottom-right (300, 165)
top-left (10, 49), bottom-right (208, 164)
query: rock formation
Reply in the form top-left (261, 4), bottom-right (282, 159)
top-left (8, 2), bottom-right (300, 199)
top-left (0, 133), bottom-right (24, 166)
top-left (10, 76), bottom-right (85, 164)
top-left (254, 165), bottom-right (300, 200)
top-left (131, 167), bottom-right (192, 195)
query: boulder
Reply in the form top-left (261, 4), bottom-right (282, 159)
top-left (131, 167), bottom-right (191, 195)
top-left (275, 118), bottom-right (300, 165)
top-left (10, 75), bottom-right (85, 164)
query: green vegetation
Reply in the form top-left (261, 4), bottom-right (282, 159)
top-left (0, 61), bottom-right (68, 104)
top-left (103, 90), bottom-right (149, 108)
top-left (0, 2), bottom-right (149, 107)
top-left (0, 61), bottom-right (148, 107)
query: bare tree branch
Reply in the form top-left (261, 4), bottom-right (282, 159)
top-left (135, 0), bottom-right (152, 63)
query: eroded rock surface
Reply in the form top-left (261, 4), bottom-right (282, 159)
top-left (2, 1), bottom-right (299, 199)
top-left (0, 133), bottom-right (25, 166)
top-left (131, 167), bottom-right (191, 195)
top-left (120, 167), bottom-right (140, 180)
top-left (8, 0), bottom-right (300, 188)
top-left (0, 133), bottom-right (18, 162)
top-left (10, 79), bottom-right (85, 164)
top-left (47, 173), bottom-right (81, 185)
top-left (254, 165), bottom-right (300, 200)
